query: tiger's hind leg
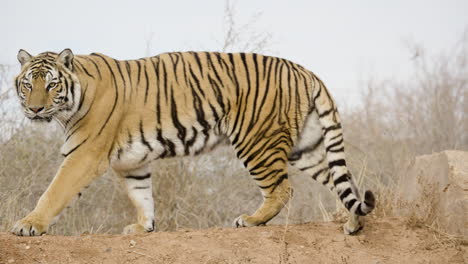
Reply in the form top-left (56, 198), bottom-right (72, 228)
top-left (232, 130), bottom-right (293, 227)
top-left (113, 165), bottom-right (155, 234)
top-left (289, 110), bottom-right (375, 235)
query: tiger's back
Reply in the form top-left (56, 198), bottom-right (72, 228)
top-left (92, 52), bottom-right (314, 170)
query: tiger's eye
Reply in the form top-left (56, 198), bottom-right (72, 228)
top-left (24, 83), bottom-right (32, 89)
top-left (48, 82), bottom-right (58, 90)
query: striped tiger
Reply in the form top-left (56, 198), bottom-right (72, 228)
top-left (12, 49), bottom-right (375, 236)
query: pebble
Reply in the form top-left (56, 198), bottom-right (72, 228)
top-left (8, 259), bottom-right (14, 263)
top-left (129, 240), bottom-right (136, 247)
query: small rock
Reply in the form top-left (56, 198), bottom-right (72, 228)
top-left (8, 259), bottom-right (14, 263)
top-left (25, 245), bottom-right (31, 250)
top-left (105, 247), bottom-right (112, 253)
top-left (129, 240), bottom-right (136, 247)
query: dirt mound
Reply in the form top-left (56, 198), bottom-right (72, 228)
top-left (0, 218), bottom-right (465, 264)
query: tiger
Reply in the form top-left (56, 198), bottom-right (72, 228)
top-left (12, 49), bottom-right (375, 236)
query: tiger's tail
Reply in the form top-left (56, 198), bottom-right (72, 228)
top-left (311, 75), bottom-right (375, 216)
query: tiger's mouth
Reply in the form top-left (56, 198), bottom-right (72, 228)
top-left (29, 114), bottom-right (53, 122)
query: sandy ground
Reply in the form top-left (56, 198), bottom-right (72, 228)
top-left (0, 217), bottom-right (465, 264)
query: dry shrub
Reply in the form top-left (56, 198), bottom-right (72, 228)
top-left (342, 30), bottom-right (468, 232)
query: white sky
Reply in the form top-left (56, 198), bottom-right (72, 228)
top-left (1, 0), bottom-right (467, 106)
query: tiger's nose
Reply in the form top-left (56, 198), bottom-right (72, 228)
top-left (29, 106), bottom-right (44, 113)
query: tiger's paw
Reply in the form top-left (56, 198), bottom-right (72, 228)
top-left (11, 215), bottom-right (48, 236)
top-left (233, 214), bottom-right (262, 228)
top-left (123, 224), bottom-right (153, 235)
top-left (343, 217), bottom-right (364, 235)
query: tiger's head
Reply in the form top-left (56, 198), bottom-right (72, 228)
top-left (15, 49), bottom-right (81, 122)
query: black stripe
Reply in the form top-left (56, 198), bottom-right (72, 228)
top-left (156, 129), bottom-right (176, 158)
top-left (346, 199), bottom-right (357, 210)
top-left (140, 153), bottom-right (148, 163)
top-left (259, 173), bottom-right (288, 190)
top-left (323, 172), bottom-right (332, 185)
top-left (329, 133), bottom-right (343, 142)
top-left (248, 53), bottom-right (260, 131)
top-left (191, 52), bottom-right (204, 76)
top-left (188, 66), bottom-right (205, 97)
top-left (134, 186), bottom-right (150, 190)
top-left (144, 61), bottom-right (150, 104)
top-left (253, 168), bottom-right (283, 181)
top-left (64, 83), bottom-right (88, 127)
top-left (126, 173), bottom-right (151, 180)
top-left (227, 53), bottom-right (240, 99)
top-left (65, 96), bottom-right (94, 140)
top-left (165, 139), bottom-right (176, 157)
top-left (325, 138), bottom-right (344, 152)
top-left (74, 60), bottom-right (95, 78)
top-left (76, 84), bottom-right (88, 112)
top-left (313, 81), bottom-right (322, 101)
top-left (334, 174), bottom-right (349, 185)
top-left (69, 81), bottom-right (75, 104)
top-left (339, 188), bottom-right (352, 200)
top-left (117, 148), bottom-right (123, 160)
top-left (140, 120), bottom-right (153, 151)
top-left (190, 83), bottom-right (210, 144)
top-left (169, 53), bottom-right (180, 84)
top-left (231, 53), bottom-right (251, 145)
top-left (113, 59), bottom-right (126, 100)
top-left (323, 124), bottom-right (342, 135)
top-left (91, 54), bottom-right (119, 136)
top-left (185, 127), bottom-right (198, 149)
top-left (136, 60), bottom-right (142, 85)
top-left (241, 130), bottom-right (287, 162)
top-left (125, 61), bottom-right (134, 92)
top-left (329, 159), bottom-right (346, 168)
top-left (311, 168), bottom-right (327, 179)
top-left (63, 138), bottom-right (88, 157)
top-left (249, 156), bottom-right (286, 173)
top-left (318, 108), bottom-right (334, 118)
top-left (170, 93), bottom-right (187, 143)
top-left (255, 57), bottom-right (274, 122)
top-left (329, 147), bottom-right (344, 153)
top-left (160, 60), bottom-right (169, 102)
top-left (83, 56), bottom-right (102, 79)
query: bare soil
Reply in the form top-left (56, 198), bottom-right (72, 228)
top-left (0, 217), bottom-right (465, 264)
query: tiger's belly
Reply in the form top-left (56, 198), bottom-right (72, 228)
top-left (111, 128), bottom-right (225, 171)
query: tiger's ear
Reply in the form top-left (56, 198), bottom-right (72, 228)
top-left (57, 48), bottom-right (74, 70)
top-left (17, 49), bottom-right (33, 66)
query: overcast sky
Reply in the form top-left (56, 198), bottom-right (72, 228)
top-left (1, 0), bottom-right (467, 106)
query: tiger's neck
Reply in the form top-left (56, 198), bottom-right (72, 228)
top-left (56, 56), bottom-right (97, 134)
top-left (53, 72), bottom-right (83, 131)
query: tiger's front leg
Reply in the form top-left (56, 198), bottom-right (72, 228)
top-left (11, 150), bottom-right (109, 236)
